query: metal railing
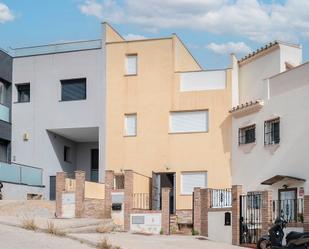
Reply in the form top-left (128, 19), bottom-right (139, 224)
top-left (0, 162), bottom-right (43, 186)
top-left (133, 193), bottom-right (150, 210)
top-left (272, 198), bottom-right (304, 223)
top-left (210, 188), bottom-right (232, 208)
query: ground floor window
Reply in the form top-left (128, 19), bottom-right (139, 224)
top-left (0, 139), bottom-right (9, 163)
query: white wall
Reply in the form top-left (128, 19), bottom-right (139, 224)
top-left (12, 41), bottom-right (106, 198)
top-left (208, 211), bottom-right (232, 244)
top-left (180, 70), bottom-right (226, 92)
top-left (2, 182), bottom-right (45, 200)
top-left (232, 63), bottom-right (309, 196)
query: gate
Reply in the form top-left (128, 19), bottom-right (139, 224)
top-left (240, 193), bottom-right (262, 245)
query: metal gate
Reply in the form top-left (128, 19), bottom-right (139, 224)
top-left (240, 193), bottom-right (262, 245)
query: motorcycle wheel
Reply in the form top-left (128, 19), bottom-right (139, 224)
top-left (257, 238), bottom-right (271, 249)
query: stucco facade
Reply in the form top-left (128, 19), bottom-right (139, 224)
top-left (105, 29), bottom-right (232, 210)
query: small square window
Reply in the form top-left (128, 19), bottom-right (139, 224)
top-left (124, 114), bottom-right (137, 136)
top-left (238, 125), bottom-right (256, 145)
top-left (126, 54), bottom-right (137, 75)
top-left (64, 146), bottom-right (71, 163)
top-left (16, 83), bottom-right (30, 103)
top-left (265, 118), bottom-right (280, 145)
top-left (61, 78), bottom-right (86, 101)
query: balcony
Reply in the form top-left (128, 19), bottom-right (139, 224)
top-left (0, 104), bottom-right (10, 123)
top-left (0, 162), bottom-right (43, 186)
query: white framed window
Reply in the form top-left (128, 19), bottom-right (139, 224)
top-left (181, 171), bottom-right (207, 195)
top-left (124, 114), bottom-right (137, 136)
top-left (126, 54), bottom-right (137, 75)
top-left (170, 110), bottom-right (208, 133)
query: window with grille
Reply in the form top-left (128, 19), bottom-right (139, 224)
top-left (238, 125), bottom-right (256, 145)
top-left (264, 118), bottom-right (280, 145)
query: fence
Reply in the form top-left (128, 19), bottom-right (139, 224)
top-left (133, 193), bottom-right (150, 209)
top-left (210, 188), bottom-right (232, 208)
top-left (0, 162), bottom-right (43, 186)
top-left (272, 198), bottom-right (304, 223)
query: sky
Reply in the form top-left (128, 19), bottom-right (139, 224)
top-left (0, 0), bottom-right (308, 69)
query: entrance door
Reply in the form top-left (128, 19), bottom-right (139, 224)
top-left (91, 149), bottom-right (99, 182)
top-left (279, 188), bottom-right (297, 222)
top-left (152, 173), bottom-right (161, 210)
top-left (49, 176), bottom-right (56, 200)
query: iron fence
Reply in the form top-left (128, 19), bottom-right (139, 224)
top-left (272, 198), bottom-right (304, 223)
top-left (210, 188), bottom-right (232, 208)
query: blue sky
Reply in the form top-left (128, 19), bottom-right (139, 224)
top-left (1, 0), bottom-right (308, 69)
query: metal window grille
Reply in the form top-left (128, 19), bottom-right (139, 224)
top-left (238, 125), bottom-right (256, 145)
top-left (264, 118), bottom-right (280, 145)
top-left (210, 188), bottom-right (232, 208)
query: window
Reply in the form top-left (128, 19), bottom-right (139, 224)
top-left (16, 84), bottom-right (30, 103)
top-left (64, 146), bottom-right (71, 162)
top-left (126, 54), bottom-right (137, 75)
top-left (170, 110), bottom-right (208, 133)
top-left (0, 81), bottom-right (8, 106)
top-left (124, 114), bottom-right (137, 136)
top-left (238, 125), bottom-right (256, 145)
top-left (61, 78), bottom-right (86, 101)
top-left (181, 172), bottom-right (207, 195)
top-left (265, 118), bottom-right (280, 145)
top-left (0, 139), bottom-right (9, 163)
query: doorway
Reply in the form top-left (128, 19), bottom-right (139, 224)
top-left (91, 149), bottom-right (99, 182)
top-left (152, 172), bottom-right (175, 214)
top-left (279, 188), bottom-right (297, 222)
top-left (50, 176), bottom-right (56, 200)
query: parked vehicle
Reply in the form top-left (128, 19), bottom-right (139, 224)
top-left (258, 217), bottom-right (309, 249)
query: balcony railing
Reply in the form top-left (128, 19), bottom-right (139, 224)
top-left (133, 193), bottom-right (150, 210)
top-left (11, 39), bottom-right (102, 57)
top-left (0, 162), bottom-right (43, 186)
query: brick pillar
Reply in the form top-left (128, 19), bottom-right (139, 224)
top-left (75, 171), bottom-right (85, 218)
top-left (304, 195), bottom-right (309, 232)
top-left (193, 188), bottom-right (210, 236)
top-left (124, 170), bottom-right (134, 231)
top-left (261, 190), bottom-right (272, 236)
top-left (193, 188), bottom-right (201, 234)
top-left (232, 185), bottom-right (243, 246)
top-left (55, 172), bottom-right (66, 218)
top-left (104, 170), bottom-right (114, 218)
top-left (161, 187), bottom-right (171, 235)
top-left (200, 188), bottom-right (210, 236)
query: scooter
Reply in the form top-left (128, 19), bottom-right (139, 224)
top-left (257, 217), bottom-right (309, 249)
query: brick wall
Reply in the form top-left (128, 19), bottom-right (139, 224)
top-left (84, 198), bottom-right (106, 218)
top-left (55, 172), bottom-right (66, 218)
top-left (75, 171), bottom-right (85, 218)
top-left (124, 170), bottom-right (133, 231)
top-left (232, 185), bottom-right (243, 246)
top-left (304, 195), bottom-right (309, 232)
top-left (105, 170), bottom-right (114, 218)
top-left (261, 190), bottom-right (272, 236)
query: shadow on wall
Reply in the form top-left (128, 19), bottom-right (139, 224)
top-left (47, 130), bottom-right (77, 175)
top-left (220, 115), bottom-right (232, 154)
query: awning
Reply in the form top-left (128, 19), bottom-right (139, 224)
top-left (261, 175), bottom-right (306, 185)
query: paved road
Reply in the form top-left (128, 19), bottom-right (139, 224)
top-left (0, 224), bottom-right (92, 249)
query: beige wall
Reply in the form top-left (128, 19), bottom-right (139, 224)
top-left (85, 181), bottom-right (105, 199)
top-left (106, 36), bottom-right (232, 210)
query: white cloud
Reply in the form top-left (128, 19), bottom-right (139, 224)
top-left (0, 2), bottom-right (14, 23)
top-left (207, 42), bottom-right (252, 55)
top-left (123, 33), bottom-right (146, 40)
top-left (78, 0), bottom-right (309, 43)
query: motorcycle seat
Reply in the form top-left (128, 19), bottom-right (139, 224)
top-left (286, 231), bottom-right (309, 242)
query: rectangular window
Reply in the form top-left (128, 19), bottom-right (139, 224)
top-left (16, 83), bottom-right (30, 103)
top-left (238, 125), bottom-right (256, 145)
top-left (265, 118), bottom-right (280, 145)
top-left (126, 54), bottom-right (137, 75)
top-left (64, 146), bottom-right (71, 163)
top-left (124, 114), bottom-right (137, 136)
top-left (0, 81), bottom-right (9, 106)
top-left (61, 78), bottom-right (86, 101)
top-left (170, 110), bottom-right (208, 133)
top-left (0, 139), bottom-right (9, 163)
top-left (181, 172), bottom-right (207, 195)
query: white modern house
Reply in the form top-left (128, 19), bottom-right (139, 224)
top-left (231, 41), bottom-right (309, 222)
top-left (8, 24), bottom-right (110, 200)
